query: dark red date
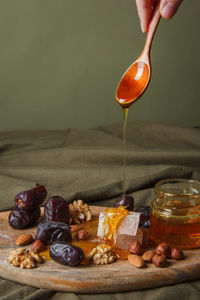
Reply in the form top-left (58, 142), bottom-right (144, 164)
top-left (140, 219), bottom-right (150, 228)
top-left (135, 206), bottom-right (150, 227)
top-left (8, 207), bottom-right (40, 229)
top-left (114, 194), bottom-right (134, 211)
top-left (50, 241), bottom-right (84, 266)
top-left (35, 222), bottom-right (71, 245)
top-left (15, 185), bottom-right (47, 210)
top-left (44, 196), bottom-right (70, 224)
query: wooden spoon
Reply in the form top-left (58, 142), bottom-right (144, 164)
top-left (116, 2), bottom-right (161, 108)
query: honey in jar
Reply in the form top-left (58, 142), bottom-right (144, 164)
top-left (150, 179), bottom-right (200, 249)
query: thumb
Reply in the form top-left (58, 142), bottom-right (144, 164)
top-left (160, 0), bottom-right (183, 19)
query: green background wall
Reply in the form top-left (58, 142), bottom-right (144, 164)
top-left (0, 0), bottom-right (199, 131)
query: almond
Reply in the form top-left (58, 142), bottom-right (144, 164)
top-left (142, 249), bottom-right (155, 263)
top-left (128, 254), bottom-right (145, 268)
top-left (31, 240), bottom-right (46, 252)
top-left (16, 234), bottom-right (33, 246)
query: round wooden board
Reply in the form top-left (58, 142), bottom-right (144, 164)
top-left (0, 206), bottom-right (200, 293)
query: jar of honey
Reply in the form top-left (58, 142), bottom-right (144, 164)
top-left (150, 179), bottom-right (200, 249)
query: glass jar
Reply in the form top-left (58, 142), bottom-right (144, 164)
top-left (150, 179), bottom-right (200, 249)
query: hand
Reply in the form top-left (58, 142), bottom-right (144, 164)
top-left (136, 0), bottom-right (183, 33)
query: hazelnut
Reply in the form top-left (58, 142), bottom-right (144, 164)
top-left (152, 253), bottom-right (167, 268)
top-left (75, 230), bottom-right (89, 240)
top-left (129, 241), bottom-right (142, 255)
top-left (171, 248), bottom-right (184, 260)
top-left (156, 243), bottom-right (171, 257)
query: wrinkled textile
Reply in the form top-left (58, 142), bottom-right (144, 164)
top-left (0, 121), bottom-right (200, 299)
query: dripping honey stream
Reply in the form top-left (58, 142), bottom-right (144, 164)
top-left (116, 2), bottom-right (161, 196)
top-left (123, 108), bottom-right (129, 198)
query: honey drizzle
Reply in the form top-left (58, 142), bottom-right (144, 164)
top-left (39, 216), bottom-right (130, 262)
top-left (102, 206), bottom-right (129, 242)
top-left (40, 246), bottom-right (51, 260)
top-left (123, 107), bottom-right (129, 199)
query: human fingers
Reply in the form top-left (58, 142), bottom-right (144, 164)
top-left (136, 0), bottom-right (156, 33)
top-left (160, 0), bottom-right (183, 19)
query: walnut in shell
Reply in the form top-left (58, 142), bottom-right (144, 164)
top-left (69, 200), bottom-right (92, 224)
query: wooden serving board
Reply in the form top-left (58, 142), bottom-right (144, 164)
top-left (0, 206), bottom-right (200, 294)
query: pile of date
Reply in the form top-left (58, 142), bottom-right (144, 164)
top-left (9, 185), bottom-right (84, 267)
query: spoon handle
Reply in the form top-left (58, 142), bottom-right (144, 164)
top-left (142, 1), bottom-right (161, 57)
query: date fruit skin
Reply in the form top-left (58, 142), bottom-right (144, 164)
top-left (140, 219), bottom-right (150, 229)
top-left (8, 207), bottom-right (40, 229)
top-left (15, 185), bottom-right (47, 210)
top-left (44, 196), bottom-right (70, 224)
top-left (35, 222), bottom-right (71, 245)
top-left (135, 206), bottom-right (150, 227)
top-left (114, 194), bottom-right (134, 211)
top-left (50, 241), bottom-right (84, 266)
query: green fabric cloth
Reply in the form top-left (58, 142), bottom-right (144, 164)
top-left (0, 121), bottom-right (200, 299)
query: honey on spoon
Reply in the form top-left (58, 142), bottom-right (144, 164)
top-left (116, 2), bottom-right (161, 198)
top-left (116, 2), bottom-right (161, 108)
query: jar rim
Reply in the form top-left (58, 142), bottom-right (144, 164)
top-left (155, 178), bottom-right (200, 196)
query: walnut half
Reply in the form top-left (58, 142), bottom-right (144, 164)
top-left (69, 200), bottom-right (92, 224)
top-left (86, 244), bottom-right (117, 265)
top-left (7, 247), bottom-right (43, 269)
